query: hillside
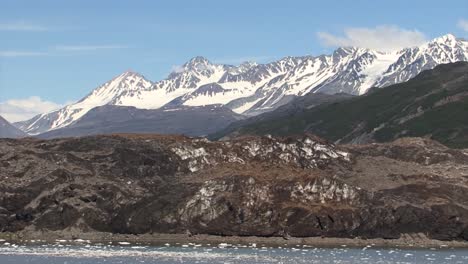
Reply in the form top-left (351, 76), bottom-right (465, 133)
top-left (217, 62), bottom-right (468, 148)
top-left (38, 105), bottom-right (244, 139)
top-left (210, 92), bottom-right (354, 140)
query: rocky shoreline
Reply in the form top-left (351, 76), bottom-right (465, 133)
top-left (2, 134), bottom-right (468, 244)
top-left (2, 231), bottom-right (468, 249)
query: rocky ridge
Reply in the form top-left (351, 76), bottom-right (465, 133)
top-left (1, 134), bottom-right (468, 241)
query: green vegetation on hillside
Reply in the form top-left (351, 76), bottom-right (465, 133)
top-left (227, 62), bottom-right (468, 148)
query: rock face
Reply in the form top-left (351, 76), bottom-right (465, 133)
top-left (1, 134), bottom-right (468, 241)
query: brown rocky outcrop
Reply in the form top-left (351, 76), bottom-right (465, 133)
top-left (1, 134), bottom-right (468, 241)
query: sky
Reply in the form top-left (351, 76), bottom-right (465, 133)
top-left (0, 0), bottom-right (467, 122)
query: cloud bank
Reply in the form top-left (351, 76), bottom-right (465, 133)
top-left (55, 45), bottom-right (127, 51)
top-left (317, 25), bottom-right (427, 51)
top-left (0, 51), bottom-right (48, 57)
top-left (0, 45), bottom-right (127, 58)
top-left (0, 96), bottom-right (63, 122)
top-left (0, 21), bottom-right (48, 31)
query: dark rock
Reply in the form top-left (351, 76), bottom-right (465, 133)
top-left (15, 212), bottom-right (33, 222)
top-left (0, 134), bottom-right (468, 241)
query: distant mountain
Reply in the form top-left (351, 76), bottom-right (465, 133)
top-left (0, 115), bottom-right (27, 138)
top-left (216, 62), bottom-right (468, 148)
top-left (15, 71), bottom-right (153, 135)
top-left (15, 34), bottom-right (468, 136)
top-left (38, 105), bottom-right (244, 139)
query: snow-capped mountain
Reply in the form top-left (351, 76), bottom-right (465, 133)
top-left (15, 34), bottom-right (468, 135)
top-left (375, 34), bottom-right (468, 87)
top-left (16, 71), bottom-right (152, 134)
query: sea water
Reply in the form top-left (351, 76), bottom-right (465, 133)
top-left (1, 242), bottom-right (468, 264)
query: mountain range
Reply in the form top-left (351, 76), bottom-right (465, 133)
top-left (215, 62), bottom-right (468, 148)
top-left (10, 34), bottom-right (468, 137)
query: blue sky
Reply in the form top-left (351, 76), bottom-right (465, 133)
top-left (0, 0), bottom-right (467, 121)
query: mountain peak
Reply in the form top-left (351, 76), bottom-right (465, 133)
top-left (185, 56), bottom-right (211, 66)
top-left (178, 56), bottom-right (217, 76)
top-left (121, 70), bottom-right (143, 77)
top-left (429, 33), bottom-right (458, 45)
top-left (118, 70), bottom-right (145, 79)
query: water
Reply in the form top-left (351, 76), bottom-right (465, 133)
top-left (1, 242), bottom-right (468, 263)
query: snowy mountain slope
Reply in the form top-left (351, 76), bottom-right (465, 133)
top-left (16, 71), bottom-right (152, 134)
top-left (215, 62), bottom-right (468, 148)
top-left (15, 34), bottom-right (468, 135)
top-left (375, 34), bottom-right (468, 87)
top-left (225, 48), bottom-right (399, 114)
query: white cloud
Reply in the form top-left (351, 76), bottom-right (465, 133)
top-left (458, 19), bottom-right (468, 32)
top-left (0, 45), bottom-right (126, 58)
top-left (0, 96), bottom-right (63, 122)
top-left (317, 25), bottom-right (427, 51)
top-left (55, 45), bottom-right (127, 51)
top-left (0, 51), bottom-right (48, 57)
top-left (0, 21), bottom-right (48, 31)
top-left (170, 65), bottom-right (185, 73)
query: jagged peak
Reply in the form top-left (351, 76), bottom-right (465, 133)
top-left (272, 56), bottom-right (306, 68)
top-left (184, 56), bottom-right (211, 67)
top-left (424, 34), bottom-right (463, 49)
top-left (333, 46), bottom-right (369, 57)
top-left (169, 56), bottom-right (217, 75)
top-left (225, 61), bottom-right (258, 75)
top-left (430, 33), bottom-right (457, 43)
top-left (81, 70), bottom-right (152, 101)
